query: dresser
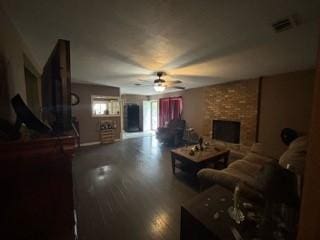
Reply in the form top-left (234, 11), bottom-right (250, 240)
top-left (0, 136), bottom-right (77, 240)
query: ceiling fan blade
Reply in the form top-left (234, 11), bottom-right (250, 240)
top-left (170, 74), bottom-right (216, 82)
top-left (167, 86), bottom-right (185, 90)
top-left (164, 75), bottom-right (182, 83)
top-left (134, 83), bottom-right (154, 86)
top-left (164, 82), bottom-right (182, 87)
top-left (137, 78), bottom-right (152, 82)
top-left (165, 80), bottom-right (182, 84)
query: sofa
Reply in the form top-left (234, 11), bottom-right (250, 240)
top-left (197, 136), bottom-right (308, 200)
top-left (156, 119), bottom-right (186, 146)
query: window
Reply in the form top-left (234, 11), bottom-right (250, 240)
top-left (91, 96), bottom-right (120, 117)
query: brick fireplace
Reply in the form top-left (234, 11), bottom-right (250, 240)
top-left (212, 120), bottom-right (241, 143)
top-left (202, 79), bottom-right (259, 146)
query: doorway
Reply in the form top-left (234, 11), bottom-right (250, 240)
top-left (151, 100), bottom-right (158, 130)
top-left (143, 100), bottom-right (158, 132)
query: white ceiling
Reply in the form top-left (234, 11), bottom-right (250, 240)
top-left (2, 0), bottom-right (320, 95)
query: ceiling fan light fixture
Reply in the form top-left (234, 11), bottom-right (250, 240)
top-left (154, 84), bottom-right (166, 92)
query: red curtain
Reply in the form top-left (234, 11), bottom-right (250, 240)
top-left (159, 96), bottom-right (183, 127)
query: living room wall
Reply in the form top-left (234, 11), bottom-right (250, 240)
top-left (151, 69), bottom-right (314, 157)
top-left (71, 83), bottom-right (121, 144)
top-left (151, 80), bottom-right (258, 145)
top-left (258, 70), bottom-right (314, 158)
top-left (0, 3), bottom-right (41, 121)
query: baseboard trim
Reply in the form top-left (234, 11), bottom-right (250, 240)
top-left (80, 141), bottom-right (101, 147)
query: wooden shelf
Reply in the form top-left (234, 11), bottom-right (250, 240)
top-left (100, 129), bottom-right (115, 144)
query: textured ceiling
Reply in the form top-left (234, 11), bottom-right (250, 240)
top-left (2, 0), bottom-right (320, 95)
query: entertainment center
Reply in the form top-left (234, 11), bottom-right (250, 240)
top-left (0, 39), bottom-right (77, 239)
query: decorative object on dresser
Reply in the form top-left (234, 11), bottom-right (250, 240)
top-left (71, 93), bottom-right (80, 106)
top-left (100, 119), bottom-right (116, 144)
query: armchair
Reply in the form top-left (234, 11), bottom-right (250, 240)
top-left (156, 119), bottom-right (186, 146)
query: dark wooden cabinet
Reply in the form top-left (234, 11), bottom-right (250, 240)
top-left (0, 136), bottom-right (76, 240)
top-left (124, 104), bottom-right (140, 132)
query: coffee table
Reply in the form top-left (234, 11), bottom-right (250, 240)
top-left (171, 145), bottom-right (229, 175)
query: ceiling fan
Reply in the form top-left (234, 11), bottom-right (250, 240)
top-left (135, 72), bottom-right (185, 92)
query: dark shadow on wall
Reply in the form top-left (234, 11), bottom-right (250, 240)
top-left (0, 54), bottom-right (11, 120)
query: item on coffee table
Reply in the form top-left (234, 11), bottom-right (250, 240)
top-left (189, 149), bottom-right (195, 156)
top-left (199, 137), bottom-right (204, 151)
top-left (214, 147), bottom-right (221, 151)
top-left (228, 184), bottom-right (245, 224)
top-left (194, 145), bottom-right (199, 151)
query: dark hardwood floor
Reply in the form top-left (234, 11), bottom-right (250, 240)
top-left (73, 136), bottom-right (197, 240)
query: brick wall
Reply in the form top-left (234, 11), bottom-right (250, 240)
top-left (202, 79), bottom-right (259, 146)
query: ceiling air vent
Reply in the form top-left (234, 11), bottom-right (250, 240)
top-left (272, 16), bottom-right (297, 33)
